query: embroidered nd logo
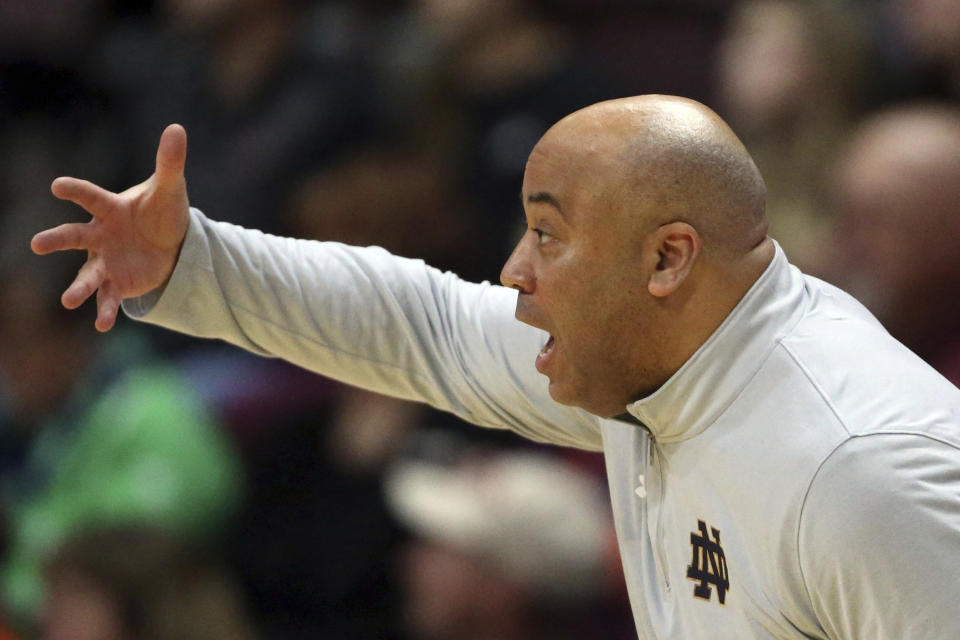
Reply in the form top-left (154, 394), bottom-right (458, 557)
top-left (686, 519), bottom-right (730, 605)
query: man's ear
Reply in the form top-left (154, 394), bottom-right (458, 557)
top-left (647, 222), bottom-right (701, 298)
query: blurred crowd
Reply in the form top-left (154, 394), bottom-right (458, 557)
top-left (1, 0), bottom-right (959, 638)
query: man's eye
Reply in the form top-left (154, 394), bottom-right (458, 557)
top-left (533, 228), bottom-right (552, 244)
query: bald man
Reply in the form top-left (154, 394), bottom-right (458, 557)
top-left (828, 104), bottom-right (960, 384)
top-left (34, 96), bottom-right (960, 639)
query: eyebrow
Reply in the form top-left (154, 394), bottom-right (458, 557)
top-left (523, 191), bottom-right (568, 219)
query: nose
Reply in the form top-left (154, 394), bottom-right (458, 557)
top-left (500, 232), bottom-right (535, 293)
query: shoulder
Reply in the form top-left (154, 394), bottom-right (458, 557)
top-left (778, 276), bottom-right (960, 438)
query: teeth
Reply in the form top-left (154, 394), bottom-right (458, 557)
top-left (540, 335), bottom-right (554, 356)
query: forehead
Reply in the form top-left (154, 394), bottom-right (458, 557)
top-left (521, 129), bottom-right (624, 222)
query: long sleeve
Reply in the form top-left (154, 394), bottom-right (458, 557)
top-left (123, 208), bottom-right (602, 450)
top-left (797, 432), bottom-right (960, 639)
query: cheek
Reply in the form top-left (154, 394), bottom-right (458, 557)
top-left (553, 258), bottom-right (642, 330)
top-left (559, 287), bottom-right (638, 367)
top-left (540, 242), bottom-right (647, 338)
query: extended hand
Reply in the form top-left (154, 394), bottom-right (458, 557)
top-left (33, 124), bottom-right (191, 332)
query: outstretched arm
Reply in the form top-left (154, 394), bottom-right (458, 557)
top-left (33, 124), bottom-right (190, 331)
top-left (122, 208), bottom-right (601, 449)
top-left (35, 126), bottom-right (602, 449)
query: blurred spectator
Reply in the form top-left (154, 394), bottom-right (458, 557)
top-left (715, 0), bottom-right (868, 268)
top-left (823, 103), bottom-right (960, 385)
top-left (371, 0), bottom-right (618, 280)
top-left (0, 0), bottom-right (102, 65)
top-left (287, 146), bottom-right (475, 277)
top-left (90, 0), bottom-right (375, 232)
top-left (42, 525), bottom-right (255, 640)
top-left (385, 449), bottom-right (617, 640)
top-left (560, 0), bottom-right (732, 102)
top-left (0, 207), bottom-right (241, 631)
top-left (222, 383), bottom-right (415, 640)
top-left (0, 617), bottom-right (18, 640)
top-left (879, 0), bottom-right (960, 101)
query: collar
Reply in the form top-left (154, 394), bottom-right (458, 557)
top-left (625, 241), bottom-right (807, 443)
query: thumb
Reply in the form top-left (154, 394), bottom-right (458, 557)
top-left (154, 123), bottom-right (187, 186)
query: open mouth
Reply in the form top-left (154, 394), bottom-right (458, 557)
top-left (535, 334), bottom-right (555, 373)
top-left (539, 334), bottom-right (555, 357)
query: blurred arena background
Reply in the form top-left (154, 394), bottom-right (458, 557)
top-left (2, 0), bottom-right (959, 638)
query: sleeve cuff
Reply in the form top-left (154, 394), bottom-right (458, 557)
top-left (121, 207), bottom-right (207, 320)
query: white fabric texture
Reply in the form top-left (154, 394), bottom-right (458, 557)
top-left (125, 208), bottom-right (960, 639)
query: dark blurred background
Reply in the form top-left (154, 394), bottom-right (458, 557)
top-left (2, 0), bottom-right (959, 638)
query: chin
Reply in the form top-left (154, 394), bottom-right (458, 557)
top-left (547, 379), bottom-right (610, 416)
top-left (548, 380), bottom-right (630, 418)
top-left (546, 378), bottom-right (577, 406)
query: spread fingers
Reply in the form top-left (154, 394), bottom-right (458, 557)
top-left (31, 222), bottom-right (94, 255)
top-left (50, 177), bottom-right (117, 218)
top-left (95, 281), bottom-right (121, 333)
top-left (62, 257), bottom-right (106, 310)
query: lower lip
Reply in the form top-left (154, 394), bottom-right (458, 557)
top-left (535, 335), bottom-right (555, 373)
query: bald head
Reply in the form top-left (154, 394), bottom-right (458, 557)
top-left (536, 95), bottom-right (768, 257)
top-left (504, 95), bottom-right (775, 416)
